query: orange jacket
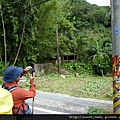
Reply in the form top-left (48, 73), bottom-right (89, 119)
top-left (4, 72), bottom-right (36, 114)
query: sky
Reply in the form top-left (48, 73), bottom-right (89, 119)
top-left (85, 0), bottom-right (110, 6)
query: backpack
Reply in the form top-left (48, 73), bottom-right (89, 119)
top-left (1, 83), bottom-right (32, 117)
top-left (0, 87), bottom-right (13, 114)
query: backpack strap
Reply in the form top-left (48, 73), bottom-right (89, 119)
top-left (2, 82), bottom-right (20, 92)
top-left (1, 82), bottom-right (6, 89)
top-left (7, 86), bottom-right (20, 92)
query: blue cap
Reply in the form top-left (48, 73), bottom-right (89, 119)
top-left (3, 66), bottom-right (23, 82)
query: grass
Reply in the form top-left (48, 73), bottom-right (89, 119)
top-left (36, 75), bottom-right (113, 100)
top-left (20, 73), bottom-right (113, 101)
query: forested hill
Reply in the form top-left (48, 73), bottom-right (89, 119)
top-left (0, 0), bottom-right (111, 76)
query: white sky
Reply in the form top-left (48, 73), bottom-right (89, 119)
top-left (85, 0), bottom-right (110, 6)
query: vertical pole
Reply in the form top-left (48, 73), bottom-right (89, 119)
top-left (111, 0), bottom-right (120, 114)
top-left (56, 25), bottom-right (60, 74)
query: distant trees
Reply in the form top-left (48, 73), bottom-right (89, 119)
top-left (0, 0), bottom-right (111, 76)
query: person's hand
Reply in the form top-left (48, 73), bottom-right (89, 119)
top-left (30, 74), bottom-right (35, 80)
top-left (30, 73), bottom-right (35, 84)
top-left (24, 66), bottom-right (33, 72)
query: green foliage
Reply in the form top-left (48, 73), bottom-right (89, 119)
top-left (0, 0), bottom-right (111, 76)
top-left (0, 62), bottom-right (9, 76)
top-left (106, 90), bottom-right (113, 98)
top-left (88, 40), bottom-right (111, 76)
top-left (64, 62), bottom-right (93, 75)
top-left (87, 107), bottom-right (104, 114)
top-left (78, 77), bottom-right (112, 98)
top-left (0, 0), bottom-right (37, 66)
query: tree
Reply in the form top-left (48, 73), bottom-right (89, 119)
top-left (0, 3), bottom-right (7, 67)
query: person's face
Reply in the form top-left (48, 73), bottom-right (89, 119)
top-left (16, 76), bottom-right (20, 83)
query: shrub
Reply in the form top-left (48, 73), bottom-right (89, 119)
top-left (87, 107), bottom-right (104, 114)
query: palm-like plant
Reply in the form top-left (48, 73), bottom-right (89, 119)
top-left (89, 41), bottom-right (111, 76)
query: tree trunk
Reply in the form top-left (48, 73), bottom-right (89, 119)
top-left (13, 18), bottom-right (26, 66)
top-left (0, 4), bottom-right (7, 67)
top-left (56, 25), bottom-right (60, 74)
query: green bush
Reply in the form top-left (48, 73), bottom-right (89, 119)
top-left (0, 62), bottom-right (8, 76)
top-left (64, 62), bottom-right (94, 75)
top-left (87, 107), bottom-right (104, 114)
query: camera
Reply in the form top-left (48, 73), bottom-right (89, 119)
top-left (30, 68), bottom-right (35, 74)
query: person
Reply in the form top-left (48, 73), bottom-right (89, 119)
top-left (2, 66), bottom-right (36, 119)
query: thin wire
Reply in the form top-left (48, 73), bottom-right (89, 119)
top-left (0, 0), bottom-right (51, 11)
